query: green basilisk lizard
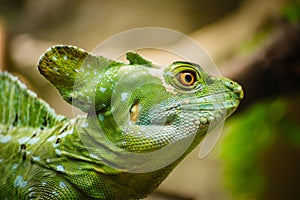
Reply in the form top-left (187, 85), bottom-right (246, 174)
top-left (0, 46), bottom-right (243, 199)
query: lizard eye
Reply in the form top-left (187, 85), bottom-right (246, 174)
top-left (178, 71), bottom-right (195, 86)
top-left (165, 62), bottom-right (203, 92)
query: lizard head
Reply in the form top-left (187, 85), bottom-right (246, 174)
top-left (92, 51), bottom-right (243, 154)
top-left (38, 46), bottom-right (243, 171)
top-left (162, 61), bottom-right (244, 125)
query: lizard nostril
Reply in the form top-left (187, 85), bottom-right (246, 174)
top-left (225, 80), bottom-right (235, 90)
top-left (224, 79), bottom-right (243, 100)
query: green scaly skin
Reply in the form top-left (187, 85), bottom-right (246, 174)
top-left (0, 46), bottom-right (243, 199)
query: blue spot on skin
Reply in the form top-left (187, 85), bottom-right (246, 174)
top-left (29, 191), bottom-right (36, 197)
top-left (18, 137), bottom-right (30, 144)
top-left (0, 135), bottom-right (12, 143)
top-left (0, 158), bottom-right (3, 163)
top-left (47, 135), bottom-right (56, 142)
top-left (52, 191), bottom-right (59, 196)
top-left (60, 129), bottom-right (73, 138)
top-left (99, 87), bottom-right (106, 93)
top-left (55, 149), bottom-right (62, 155)
top-left (81, 122), bottom-right (89, 128)
top-left (59, 181), bottom-right (67, 189)
top-left (20, 181), bottom-right (28, 188)
top-left (53, 143), bottom-right (60, 148)
top-left (121, 92), bottom-right (128, 102)
top-left (42, 182), bottom-right (47, 186)
top-left (28, 137), bottom-right (40, 145)
top-left (32, 156), bottom-right (41, 161)
top-left (14, 176), bottom-right (22, 187)
top-left (14, 175), bottom-right (28, 189)
top-left (52, 56), bottom-right (58, 61)
top-left (57, 165), bottom-right (65, 172)
top-left (98, 114), bottom-right (104, 121)
top-left (90, 153), bottom-right (99, 160)
top-left (12, 163), bottom-right (19, 170)
top-left (164, 71), bottom-right (174, 77)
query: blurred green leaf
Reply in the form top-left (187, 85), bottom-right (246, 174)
top-left (220, 99), bottom-right (300, 199)
top-left (282, 1), bottom-right (300, 22)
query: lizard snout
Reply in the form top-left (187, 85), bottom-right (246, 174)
top-left (223, 78), bottom-right (244, 100)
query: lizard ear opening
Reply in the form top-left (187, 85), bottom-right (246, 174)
top-left (130, 101), bottom-right (139, 123)
top-left (38, 45), bottom-right (117, 112)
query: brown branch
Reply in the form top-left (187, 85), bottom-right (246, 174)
top-left (222, 22), bottom-right (300, 111)
top-left (0, 19), bottom-right (5, 71)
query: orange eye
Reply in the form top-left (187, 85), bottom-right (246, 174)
top-left (179, 72), bottom-right (195, 86)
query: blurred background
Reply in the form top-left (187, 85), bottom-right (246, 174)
top-left (0, 0), bottom-right (299, 199)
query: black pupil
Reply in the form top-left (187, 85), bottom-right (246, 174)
top-left (184, 74), bottom-right (192, 83)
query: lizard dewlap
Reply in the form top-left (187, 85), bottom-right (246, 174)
top-left (0, 45), bottom-right (243, 199)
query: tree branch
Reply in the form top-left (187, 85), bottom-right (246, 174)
top-left (222, 22), bottom-right (300, 111)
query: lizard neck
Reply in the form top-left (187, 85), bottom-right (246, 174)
top-left (41, 116), bottom-right (199, 199)
top-left (30, 113), bottom-right (204, 199)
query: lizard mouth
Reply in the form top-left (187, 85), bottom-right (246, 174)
top-left (160, 91), bottom-right (241, 112)
top-left (124, 91), bottom-right (240, 133)
top-left (179, 92), bottom-right (241, 114)
top-left (127, 89), bottom-right (242, 128)
top-left (146, 91), bottom-right (242, 127)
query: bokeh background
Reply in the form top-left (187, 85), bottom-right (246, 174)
top-left (0, 0), bottom-right (299, 199)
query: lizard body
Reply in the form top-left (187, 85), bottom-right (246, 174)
top-left (0, 46), bottom-right (243, 199)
